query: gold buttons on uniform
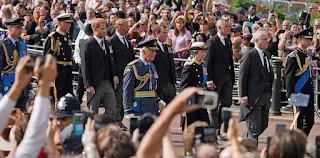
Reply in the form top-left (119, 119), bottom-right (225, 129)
top-left (64, 58), bottom-right (66, 60)
top-left (198, 75), bottom-right (200, 77)
top-left (61, 48), bottom-right (63, 50)
top-left (196, 69), bottom-right (198, 72)
top-left (198, 81), bottom-right (201, 83)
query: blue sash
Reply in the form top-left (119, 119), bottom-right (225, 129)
top-left (294, 52), bottom-right (312, 93)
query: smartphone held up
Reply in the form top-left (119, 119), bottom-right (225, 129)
top-left (192, 91), bottom-right (219, 110)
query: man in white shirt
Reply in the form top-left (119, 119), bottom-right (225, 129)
top-left (238, 30), bottom-right (273, 143)
top-left (74, 24), bottom-right (93, 104)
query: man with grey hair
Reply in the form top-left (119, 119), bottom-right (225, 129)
top-left (238, 30), bottom-right (273, 142)
top-left (204, 19), bottom-right (235, 141)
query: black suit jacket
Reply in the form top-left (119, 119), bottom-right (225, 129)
top-left (204, 34), bottom-right (235, 86)
top-left (153, 43), bottom-right (176, 94)
top-left (108, 34), bottom-right (135, 80)
top-left (80, 37), bottom-right (115, 89)
top-left (238, 48), bottom-right (274, 121)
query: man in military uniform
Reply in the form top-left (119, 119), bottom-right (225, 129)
top-left (123, 39), bottom-right (165, 117)
top-left (0, 17), bottom-right (31, 111)
top-left (285, 29), bottom-right (314, 136)
top-left (43, 13), bottom-right (74, 104)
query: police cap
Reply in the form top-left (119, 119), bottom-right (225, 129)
top-left (56, 13), bottom-right (73, 23)
top-left (4, 17), bottom-right (24, 26)
top-left (137, 39), bottom-right (158, 50)
top-left (295, 29), bottom-right (313, 39)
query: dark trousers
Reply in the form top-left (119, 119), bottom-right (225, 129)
top-left (88, 80), bottom-right (116, 115)
top-left (211, 73), bottom-right (233, 129)
top-left (114, 80), bottom-right (124, 123)
top-left (51, 66), bottom-right (74, 104)
top-left (158, 81), bottom-right (176, 104)
top-left (187, 109), bottom-right (210, 126)
top-left (76, 65), bottom-right (85, 104)
top-left (297, 93), bottom-right (314, 136)
top-left (244, 93), bottom-right (270, 142)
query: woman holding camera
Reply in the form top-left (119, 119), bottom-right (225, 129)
top-left (179, 42), bottom-right (210, 129)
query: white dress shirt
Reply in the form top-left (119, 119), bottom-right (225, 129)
top-left (116, 32), bottom-right (128, 47)
top-left (77, 19), bottom-right (93, 31)
top-left (13, 96), bottom-right (50, 158)
top-left (255, 46), bottom-right (270, 72)
top-left (73, 30), bottom-right (91, 64)
top-left (217, 32), bottom-right (226, 46)
top-left (157, 41), bottom-right (165, 52)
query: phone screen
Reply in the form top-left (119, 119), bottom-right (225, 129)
top-left (73, 112), bottom-right (85, 137)
top-left (130, 117), bottom-right (138, 135)
top-left (222, 108), bottom-right (232, 133)
top-left (275, 124), bottom-right (286, 133)
top-left (202, 127), bottom-right (216, 144)
top-left (316, 136), bottom-right (320, 158)
top-left (267, 137), bottom-right (272, 158)
top-left (194, 91), bottom-right (218, 109)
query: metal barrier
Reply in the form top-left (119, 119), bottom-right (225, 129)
top-left (24, 45), bottom-right (320, 111)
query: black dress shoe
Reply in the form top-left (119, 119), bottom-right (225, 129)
top-left (118, 123), bottom-right (128, 131)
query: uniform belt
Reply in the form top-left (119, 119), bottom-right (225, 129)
top-left (133, 91), bottom-right (156, 98)
top-left (57, 61), bottom-right (72, 66)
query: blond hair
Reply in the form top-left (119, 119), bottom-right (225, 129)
top-left (174, 16), bottom-right (186, 36)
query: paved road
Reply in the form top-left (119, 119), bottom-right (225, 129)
top-left (81, 102), bottom-right (320, 157)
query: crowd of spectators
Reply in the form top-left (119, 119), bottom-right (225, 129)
top-left (0, 0), bottom-right (319, 157)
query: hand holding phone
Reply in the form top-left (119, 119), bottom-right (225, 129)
top-left (194, 91), bottom-right (219, 110)
top-left (73, 111), bottom-right (85, 137)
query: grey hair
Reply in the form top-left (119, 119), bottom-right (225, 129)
top-left (250, 30), bottom-right (268, 44)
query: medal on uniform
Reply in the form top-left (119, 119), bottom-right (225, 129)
top-left (4, 86), bottom-right (8, 91)
top-left (203, 67), bottom-right (208, 75)
top-left (133, 102), bottom-right (137, 107)
top-left (64, 37), bottom-right (67, 41)
top-left (168, 47), bottom-right (173, 54)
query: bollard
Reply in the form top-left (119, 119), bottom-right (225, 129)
top-left (270, 59), bottom-right (282, 116)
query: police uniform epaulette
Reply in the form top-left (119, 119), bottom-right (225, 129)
top-left (287, 50), bottom-right (298, 58)
top-left (128, 59), bottom-right (138, 66)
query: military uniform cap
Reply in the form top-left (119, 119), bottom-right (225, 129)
top-left (4, 17), bottom-right (24, 26)
top-left (189, 42), bottom-right (208, 51)
top-left (295, 29), bottom-right (313, 39)
top-left (137, 39), bottom-right (158, 50)
top-left (56, 13), bottom-right (73, 23)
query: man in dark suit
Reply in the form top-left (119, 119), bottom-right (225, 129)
top-left (0, 17), bottom-right (31, 111)
top-left (204, 19), bottom-right (235, 141)
top-left (247, 4), bottom-right (260, 23)
top-left (153, 24), bottom-right (176, 104)
top-left (238, 30), bottom-right (274, 142)
top-left (106, 13), bottom-right (118, 37)
top-left (81, 18), bottom-right (117, 115)
top-left (109, 18), bottom-right (135, 130)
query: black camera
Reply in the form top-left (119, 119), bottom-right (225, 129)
top-left (130, 113), bottom-right (157, 141)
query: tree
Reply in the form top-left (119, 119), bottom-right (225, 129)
top-left (231, 0), bottom-right (252, 11)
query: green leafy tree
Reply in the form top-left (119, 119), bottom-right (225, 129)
top-left (231, 0), bottom-right (252, 11)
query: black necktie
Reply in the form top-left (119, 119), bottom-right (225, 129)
top-left (123, 37), bottom-right (128, 48)
top-left (263, 54), bottom-right (268, 72)
top-left (15, 41), bottom-right (19, 52)
top-left (162, 43), bottom-right (167, 53)
top-left (100, 40), bottom-right (105, 50)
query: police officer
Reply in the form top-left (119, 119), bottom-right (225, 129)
top-left (43, 13), bottom-right (74, 104)
top-left (180, 42), bottom-right (210, 128)
top-left (123, 39), bottom-right (165, 117)
top-left (285, 29), bottom-right (314, 136)
top-left (0, 17), bottom-right (31, 111)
